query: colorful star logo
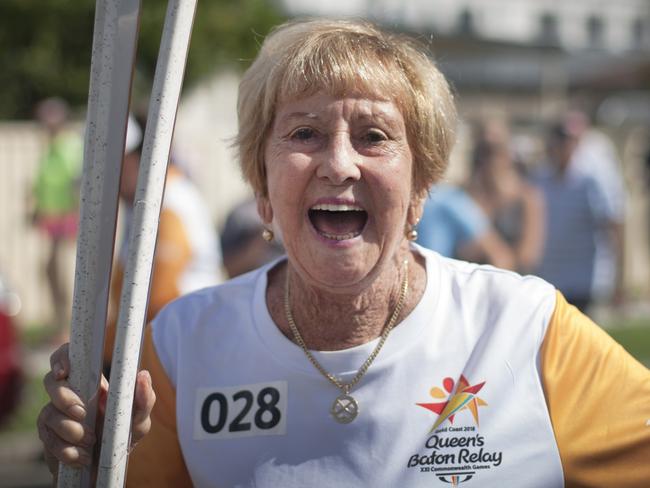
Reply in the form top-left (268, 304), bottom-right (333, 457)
top-left (416, 375), bottom-right (488, 432)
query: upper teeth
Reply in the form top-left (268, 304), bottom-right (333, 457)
top-left (311, 203), bottom-right (364, 211)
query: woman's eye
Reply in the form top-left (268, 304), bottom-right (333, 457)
top-left (363, 130), bottom-right (387, 144)
top-left (290, 127), bottom-right (316, 141)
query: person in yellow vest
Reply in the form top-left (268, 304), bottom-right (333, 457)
top-left (102, 115), bottom-right (224, 371)
top-left (31, 98), bottom-right (82, 340)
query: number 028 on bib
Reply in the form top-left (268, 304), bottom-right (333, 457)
top-left (194, 382), bottom-right (288, 440)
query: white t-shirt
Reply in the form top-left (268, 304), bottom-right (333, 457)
top-left (151, 246), bottom-right (563, 487)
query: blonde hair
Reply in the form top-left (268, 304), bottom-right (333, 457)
top-left (236, 18), bottom-right (457, 196)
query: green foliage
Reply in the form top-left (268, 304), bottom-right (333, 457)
top-left (0, 0), bottom-right (285, 120)
top-left (606, 321), bottom-right (650, 366)
top-left (0, 0), bottom-right (95, 119)
top-left (0, 374), bottom-right (49, 436)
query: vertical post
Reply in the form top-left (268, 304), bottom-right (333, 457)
top-left (96, 1), bottom-right (197, 486)
top-left (57, 0), bottom-right (141, 486)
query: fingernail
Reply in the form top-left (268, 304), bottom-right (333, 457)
top-left (53, 362), bottom-right (64, 378)
top-left (69, 405), bottom-right (86, 420)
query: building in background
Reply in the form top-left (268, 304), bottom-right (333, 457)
top-left (280, 0), bottom-right (650, 122)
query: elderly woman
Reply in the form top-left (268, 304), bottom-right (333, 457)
top-left (38, 19), bottom-right (649, 487)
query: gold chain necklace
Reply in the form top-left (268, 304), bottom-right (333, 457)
top-left (284, 259), bottom-right (409, 424)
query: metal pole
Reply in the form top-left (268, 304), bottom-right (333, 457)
top-left (58, 0), bottom-right (140, 486)
top-left (96, 1), bottom-right (197, 485)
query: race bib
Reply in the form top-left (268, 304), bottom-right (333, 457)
top-left (193, 381), bottom-right (288, 440)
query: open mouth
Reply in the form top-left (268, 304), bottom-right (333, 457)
top-left (308, 203), bottom-right (368, 241)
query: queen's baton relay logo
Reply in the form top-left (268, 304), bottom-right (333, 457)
top-left (417, 375), bottom-right (488, 431)
top-left (407, 375), bottom-right (503, 486)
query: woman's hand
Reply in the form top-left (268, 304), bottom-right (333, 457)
top-left (37, 343), bottom-right (156, 476)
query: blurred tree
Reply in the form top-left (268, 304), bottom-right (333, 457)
top-left (0, 0), bottom-right (285, 120)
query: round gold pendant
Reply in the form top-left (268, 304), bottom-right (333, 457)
top-left (330, 393), bottom-right (358, 424)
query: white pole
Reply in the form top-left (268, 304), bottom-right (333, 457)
top-left (96, 1), bottom-right (197, 485)
top-left (58, 0), bottom-right (140, 486)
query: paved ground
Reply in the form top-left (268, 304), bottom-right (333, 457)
top-left (0, 433), bottom-right (51, 488)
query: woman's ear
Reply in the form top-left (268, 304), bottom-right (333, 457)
top-left (255, 193), bottom-right (274, 225)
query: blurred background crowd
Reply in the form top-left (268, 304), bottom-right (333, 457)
top-left (1, 0), bottom-right (649, 486)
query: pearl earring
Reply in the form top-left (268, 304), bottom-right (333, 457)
top-left (262, 228), bottom-right (274, 242)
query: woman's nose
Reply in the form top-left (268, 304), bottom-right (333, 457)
top-left (316, 134), bottom-right (361, 185)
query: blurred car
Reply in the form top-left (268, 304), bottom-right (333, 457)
top-left (0, 272), bottom-right (22, 426)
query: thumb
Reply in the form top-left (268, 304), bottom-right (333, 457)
top-left (98, 374), bottom-right (109, 418)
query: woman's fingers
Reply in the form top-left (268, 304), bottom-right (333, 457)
top-left (49, 343), bottom-right (71, 380)
top-left (37, 405), bottom-right (92, 469)
top-left (40, 342), bottom-right (152, 462)
top-left (39, 341), bottom-right (99, 470)
top-left (37, 407), bottom-right (62, 474)
top-left (43, 371), bottom-right (86, 422)
top-left (38, 403), bottom-right (95, 447)
top-left (44, 342), bottom-right (87, 420)
top-left (97, 374), bottom-right (109, 418)
top-left (131, 370), bottom-right (156, 445)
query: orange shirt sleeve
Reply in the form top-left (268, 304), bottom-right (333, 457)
top-left (541, 291), bottom-right (650, 487)
top-left (126, 326), bottom-right (192, 486)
